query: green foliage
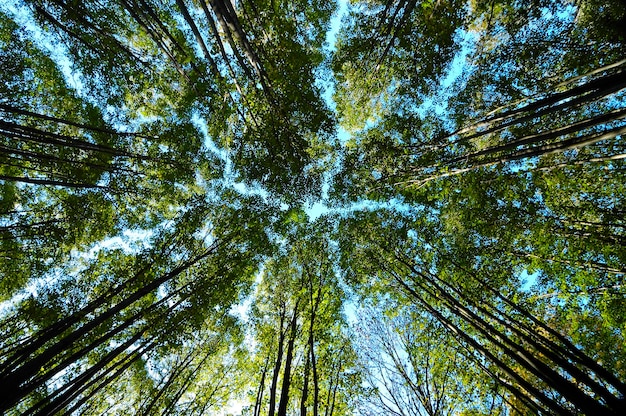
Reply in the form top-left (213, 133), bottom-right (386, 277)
top-left (1, 0), bottom-right (625, 414)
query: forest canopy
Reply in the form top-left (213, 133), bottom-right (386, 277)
top-left (1, 0), bottom-right (625, 415)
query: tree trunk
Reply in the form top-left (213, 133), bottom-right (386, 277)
top-left (377, 248), bottom-right (626, 415)
top-left (268, 302), bottom-right (287, 416)
top-left (277, 300), bottom-right (300, 416)
top-left (300, 345), bottom-right (311, 416)
top-left (0, 245), bottom-right (218, 411)
top-left (254, 351), bottom-right (271, 416)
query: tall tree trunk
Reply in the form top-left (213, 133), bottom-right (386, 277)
top-left (387, 265), bottom-right (571, 415)
top-left (254, 351), bottom-right (271, 416)
top-left (376, 247), bottom-right (626, 415)
top-left (0, 104), bottom-right (151, 139)
top-left (300, 346), bottom-right (311, 416)
top-left (268, 302), bottom-right (287, 416)
top-left (174, 0), bottom-right (220, 74)
top-left (1, 288), bottom-right (188, 412)
top-left (449, 67), bottom-right (626, 141)
top-left (0, 245), bottom-right (219, 410)
top-left (277, 301), bottom-right (299, 416)
top-left (27, 329), bottom-right (151, 415)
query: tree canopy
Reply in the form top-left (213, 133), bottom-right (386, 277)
top-left (1, 0), bottom-right (625, 415)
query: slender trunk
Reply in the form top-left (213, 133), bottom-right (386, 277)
top-left (174, 0), bottom-right (220, 73)
top-left (211, 0), bottom-right (268, 87)
top-left (197, 0), bottom-right (253, 124)
top-left (0, 219), bottom-right (61, 232)
top-left (512, 251), bottom-right (625, 275)
top-left (303, 264), bottom-right (322, 416)
top-left (207, 0), bottom-right (255, 81)
top-left (140, 344), bottom-right (197, 416)
top-left (467, 348), bottom-right (543, 415)
top-left (328, 373), bottom-right (340, 416)
top-left (448, 107), bottom-right (626, 165)
top-left (398, 124), bottom-right (626, 188)
top-left (116, 0), bottom-right (190, 81)
top-left (482, 59), bottom-right (626, 119)
top-left (268, 302), bottom-right (287, 416)
top-left (310, 334), bottom-right (320, 416)
top-left (311, 345), bottom-right (320, 416)
top-left (374, 0), bottom-right (417, 72)
top-left (385, 263), bottom-right (570, 415)
top-left (409, 260), bottom-right (622, 408)
top-left (324, 349), bottom-right (345, 416)
top-left (27, 329), bottom-right (149, 416)
top-left (254, 352), bottom-right (271, 416)
top-left (0, 119), bottom-right (139, 158)
top-left (43, 0), bottom-right (151, 67)
top-left (64, 339), bottom-right (157, 415)
top-left (32, 5), bottom-right (108, 59)
top-left (449, 68), bottom-right (626, 141)
top-left (0, 104), bottom-right (151, 138)
top-left (1, 237), bottom-right (219, 375)
top-left (134, 0), bottom-right (188, 54)
top-left (0, 261), bottom-right (152, 369)
top-left (382, 249), bottom-right (625, 414)
top-left (0, 246), bottom-right (217, 409)
top-left (277, 301), bottom-right (299, 416)
top-left (192, 360), bottom-right (235, 415)
top-left (442, 252), bottom-right (626, 394)
top-left (0, 144), bottom-right (138, 176)
top-left (395, 251), bottom-right (621, 412)
top-left (300, 346), bottom-right (310, 416)
top-left (1, 287), bottom-right (188, 412)
top-left (0, 174), bottom-right (107, 189)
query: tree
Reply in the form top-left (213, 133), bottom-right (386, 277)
top-left (338, 209), bottom-right (626, 414)
top-left (246, 218), bottom-right (360, 416)
top-left (354, 301), bottom-right (504, 416)
top-left (0, 10), bottom-right (219, 301)
top-left (0, 193), bottom-right (273, 414)
top-left (2, 0), bottom-right (626, 414)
